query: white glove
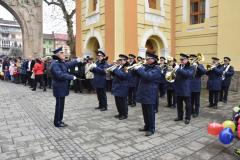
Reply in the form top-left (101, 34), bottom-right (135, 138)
top-left (76, 58), bottom-right (83, 63)
top-left (210, 65), bottom-right (216, 70)
top-left (73, 76), bottom-right (77, 80)
top-left (134, 65), bottom-right (142, 70)
top-left (174, 64), bottom-right (179, 70)
top-left (90, 63), bottom-right (97, 70)
top-left (193, 62), bottom-right (198, 67)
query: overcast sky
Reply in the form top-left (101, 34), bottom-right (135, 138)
top-left (0, 3), bottom-right (76, 34)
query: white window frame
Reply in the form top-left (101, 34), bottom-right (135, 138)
top-left (85, 0), bottom-right (100, 26)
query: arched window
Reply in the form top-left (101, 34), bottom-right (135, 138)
top-left (190, 0), bottom-right (206, 24)
top-left (148, 0), bottom-right (160, 10)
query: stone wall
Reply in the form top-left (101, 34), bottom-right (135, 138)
top-left (202, 71), bottom-right (240, 92)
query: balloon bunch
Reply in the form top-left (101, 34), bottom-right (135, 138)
top-left (208, 121), bottom-right (235, 145)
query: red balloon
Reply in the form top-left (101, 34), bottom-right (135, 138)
top-left (208, 123), bottom-right (224, 136)
top-left (238, 125), bottom-right (240, 138)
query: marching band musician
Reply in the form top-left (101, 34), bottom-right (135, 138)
top-left (206, 57), bottom-right (224, 109)
top-left (189, 54), bottom-right (206, 118)
top-left (127, 54), bottom-right (137, 107)
top-left (90, 51), bottom-right (109, 111)
top-left (110, 54), bottom-right (129, 120)
top-left (158, 57), bottom-right (167, 98)
top-left (174, 53), bottom-right (195, 125)
top-left (50, 47), bottom-right (82, 127)
top-left (166, 58), bottom-right (177, 108)
top-left (134, 52), bottom-right (161, 136)
top-left (219, 57), bottom-right (235, 103)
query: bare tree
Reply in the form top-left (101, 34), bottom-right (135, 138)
top-left (43, 0), bottom-right (76, 56)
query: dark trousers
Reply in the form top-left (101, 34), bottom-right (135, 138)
top-left (159, 83), bottom-right (166, 97)
top-left (54, 97), bottom-right (65, 126)
top-left (21, 74), bottom-right (27, 85)
top-left (177, 96), bottom-right (191, 120)
top-left (47, 77), bottom-right (52, 89)
top-left (142, 104), bottom-right (155, 133)
top-left (209, 90), bottom-right (219, 106)
top-left (106, 80), bottom-right (112, 92)
top-left (33, 74), bottom-right (46, 90)
top-left (85, 79), bottom-right (94, 92)
top-left (115, 96), bottom-right (128, 116)
top-left (167, 89), bottom-right (176, 107)
top-left (96, 88), bottom-right (107, 109)
top-left (27, 71), bottom-right (33, 87)
top-left (73, 79), bottom-right (82, 93)
top-left (191, 92), bottom-right (200, 115)
top-left (220, 85), bottom-right (229, 102)
top-left (128, 87), bottom-right (136, 105)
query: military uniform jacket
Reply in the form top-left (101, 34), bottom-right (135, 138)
top-left (222, 65), bottom-right (234, 87)
top-left (175, 64), bottom-right (195, 97)
top-left (158, 64), bottom-right (168, 84)
top-left (190, 64), bottom-right (206, 93)
top-left (128, 62), bottom-right (138, 88)
top-left (112, 66), bottom-right (129, 97)
top-left (50, 58), bottom-right (78, 97)
top-left (136, 65), bottom-right (161, 104)
top-left (91, 61), bottom-right (108, 88)
top-left (206, 65), bottom-right (224, 91)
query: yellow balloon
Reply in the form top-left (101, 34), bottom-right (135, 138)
top-left (222, 120), bottom-right (236, 132)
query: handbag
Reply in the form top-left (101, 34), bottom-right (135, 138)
top-left (31, 72), bottom-right (35, 79)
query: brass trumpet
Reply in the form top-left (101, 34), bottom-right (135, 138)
top-left (126, 62), bottom-right (144, 71)
top-left (105, 64), bottom-right (118, 73)
top-left (190, 53), bottom-right (204, 65)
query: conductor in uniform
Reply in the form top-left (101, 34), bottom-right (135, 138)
top-left (174, 53), bottom-right (195, 125)
top-left (219, 57), bottom-right (235, 103)
top-left (135, 52), bottom-right (161, 136)
top-left (50, 47), bottom-right (81, 127)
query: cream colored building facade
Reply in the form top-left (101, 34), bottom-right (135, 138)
top-left (76, 0), bottom-right (240, 71)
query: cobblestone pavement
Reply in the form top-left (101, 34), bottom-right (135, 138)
top-left (0, 81), bottom-right (240, 160)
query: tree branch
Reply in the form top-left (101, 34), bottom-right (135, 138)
top-left (43, 0), bottom-right (61, 6)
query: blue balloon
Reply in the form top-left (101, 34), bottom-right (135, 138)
top-left (219, 128), bottom-right (234, 145)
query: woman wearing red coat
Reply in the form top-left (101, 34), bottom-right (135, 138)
top-left (32, 58), bottom-right (46, 91)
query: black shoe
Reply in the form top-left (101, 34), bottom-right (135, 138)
top-left (131, 104), bottom-right (136, 107)
top-left (213, 106), bottom-right (218, 109)
top-left (100, 108), bottom-right (107, 112)
top-left (207, 104), bottom-right (213, 108)
top-left (171, 105), bottom-right (176, 109)
top-left (138, 128), bottom-right (147, 132)
top-left (114, 115), bottom-right (120, 119)
top-left (43, 89), bottom-right (46, 92)
top-left (223, 100), bottom-right (227, 103)
top-left (32, 89), bottom-right (36, 91)
top-left (174, 118), bottom-right (183, 121)
top-left (192, 114), bottom-right (197, 118)
top-left (95, 107), bottom-right (101, 110)
top-left (219, 99), bottom-right (223, 102)
top-left (145, 131), bottom-right (154, 137)
top-left (119, 115), bottom-right (127, 120)
top-left (185, 119), bottom-right (190, 125)
top-left (55, 123), bottom-right (68, 128)
top-left (128, 103), bottom-right (132, 106)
